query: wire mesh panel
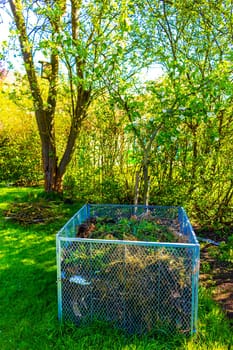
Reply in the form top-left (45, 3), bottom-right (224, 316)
top-left (57, 204), bottom-right (199, 335)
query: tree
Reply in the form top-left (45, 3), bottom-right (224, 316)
top-left (135, 0), bottom-right (233, 222)
top-left (64, 96), bottom-right (132, 203)
top-left (7, 0), bottom-right (142, 193)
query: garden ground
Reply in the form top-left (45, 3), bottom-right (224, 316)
top-left (0, 186), bottom-right (232, 349)
top-left (199, 240), bottom-right (233, 320)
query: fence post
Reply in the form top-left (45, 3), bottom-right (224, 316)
top-left (56, 234), bottom-right (62, 322)
top-left (191, 244), bottom-right (200, 334)
top-left (194, 244), bottom-right (200, 333)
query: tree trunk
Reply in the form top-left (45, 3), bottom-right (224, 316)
top-left (142, 162), bottom-right (150, 206)
top-left (134, 170), bottom-right (140, 207)
top-left (35, 109), bottom-right (58, 192)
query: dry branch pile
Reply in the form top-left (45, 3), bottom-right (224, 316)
top-left (4, 202), bottom-right (60, 224)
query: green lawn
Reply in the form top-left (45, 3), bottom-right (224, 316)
top-left (0, 186), bottom-right (232, 350)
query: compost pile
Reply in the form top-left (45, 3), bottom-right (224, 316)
top-left (76, 212), bottom-right (187, 243)
top-left (61, 212), bottom-right (192, 334)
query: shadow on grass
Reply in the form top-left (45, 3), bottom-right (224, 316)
top-left (0, 184), bottom-right (43, 204)
top-left (0, 220), bottom-right (57, 349)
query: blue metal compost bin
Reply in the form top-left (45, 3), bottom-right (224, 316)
top-left (56, 204), bottom-right (199, 335)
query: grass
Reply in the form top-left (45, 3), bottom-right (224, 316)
top-left (0, 185), bottom-right (232, 350)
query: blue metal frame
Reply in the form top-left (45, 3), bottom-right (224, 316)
top-left (56, 234), bottom-right (62, 321)
top-left (56, 204), bottom-right (200, 335)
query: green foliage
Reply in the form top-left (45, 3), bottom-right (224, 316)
top-left (0, 133), bottom-right (41, 185)
top-left (207, 236), bottom-right (233, 264)
top-left (2, 0), bottom-right (233, 230)
top-left (219, 237), bottom-right (233, 264)
top-left (87, 216), bottom-right (181, 243)
top-left (0, 85), bottom-right (41, 185)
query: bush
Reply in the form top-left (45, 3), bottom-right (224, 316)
top-left (0, 131), bottom-right (42, 185)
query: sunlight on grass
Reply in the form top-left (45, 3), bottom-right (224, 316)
top-left (21, 258), bottom-right (36, 265)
